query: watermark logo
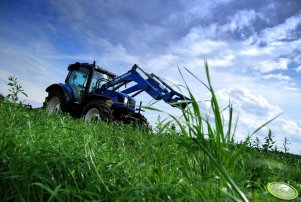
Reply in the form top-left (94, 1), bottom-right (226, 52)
top-left (267, 182), bottom-right (299, 200)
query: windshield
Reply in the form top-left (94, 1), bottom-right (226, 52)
top-left (89, 71), bottom-right (112, 92)
top-left (67, 68), bottom-right (89, 88)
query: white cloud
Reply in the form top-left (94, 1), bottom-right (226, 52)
top-left (296, 66), bottom-right (301, 73)
top-left (253, 58), bottom-right (290, 73)
top-left (278, 119), bottom-right (301, 137)
top-left (259, 14), bottom-right (301, 44)
top-left (284, 86), bottom-right (300, 92)
top-left (174, 30), bottom-right (227, 56)
top-left (262, 73), bottom-right (291, 81)
top-left (293, 54), bottom-right (301, 64)
top-left (168, 0), bottom-right (234, 27)
top-left (156, 17), bottom-right (301, 75)
top-left (210, 54), bottom-right (235, 67)
top-left (145, 54), bottom-right (178, 72)
top-left (239, 46), bottom-right (274, 56)
top-left (238, 38), bottom-right (301, 74)
top-left (215, 86), bottom-right (301, 154)
top-left (217, 87), bottom-right (282, 117)
top-left (221, 9), bottom-right (264, 34)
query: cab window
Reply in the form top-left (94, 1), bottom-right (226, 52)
top-left (68, 68), bottom-right (89, 88)
top-left (67, 67), bottom-right (89, 102)
top-left (89, 72), bottom-right (111, 92)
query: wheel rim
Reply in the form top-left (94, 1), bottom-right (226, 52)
top-left (46, 97), bottom-right (61, 113)
top-left (85, 108), bottom-right (101, 123)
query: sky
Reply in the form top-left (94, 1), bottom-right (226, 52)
top-left (1, 0), bottom-right (301, 154)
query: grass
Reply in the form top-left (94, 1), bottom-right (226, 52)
top-left (0, 62), bottom-right (300, 201)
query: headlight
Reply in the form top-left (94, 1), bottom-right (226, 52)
top-left (124, 97), bottom-right (128, 104)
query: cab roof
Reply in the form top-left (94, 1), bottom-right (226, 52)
top-left (68, 62), bottom-right (116, 78)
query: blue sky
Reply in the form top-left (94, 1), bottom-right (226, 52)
top-left (1, 0), bottom-right (301, 154)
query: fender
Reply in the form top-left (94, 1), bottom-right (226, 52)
top-left (45, 83), bottom-right (74, 107)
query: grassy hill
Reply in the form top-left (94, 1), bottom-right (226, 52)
top-left (0, 102), bottom-right (300, 201)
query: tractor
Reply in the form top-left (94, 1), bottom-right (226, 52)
top-left (45, 62), bottom-right (189, 126)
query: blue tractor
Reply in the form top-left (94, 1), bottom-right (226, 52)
top-left (45, 62), bottom-right (189, 126)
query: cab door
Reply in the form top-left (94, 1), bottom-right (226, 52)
top-left (66, 67), bottom-right (89, 103)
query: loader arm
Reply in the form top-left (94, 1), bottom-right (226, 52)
top-left (100, 64), bottom-right (190, 109)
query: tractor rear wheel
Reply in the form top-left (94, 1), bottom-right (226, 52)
top-left (45, 90), bottom-right (66, 114)
top-left (82, 100), bottom-right (113, 123)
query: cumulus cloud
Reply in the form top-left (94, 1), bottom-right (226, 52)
top-left (284, 86), bottom-right (300, 92)
top-left (262, 73), bottom-right (291, 81)
top-left (259, 14), bottom-right (301, 44)
top-left (217, 87), bottom-right (282, 117)
top-left (254, 58), bottom-right (290, 73)
top-left (220, 9), bottom-right (265, 39)
top-left (239, 46), bottom-right (273, 56)
top-left (215, 86), bottom-right (301, 154)
top-left (277, 119), bottom-right (301, 137)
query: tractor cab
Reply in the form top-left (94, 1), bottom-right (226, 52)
top-left (65, 62), bottom-right (115, 103)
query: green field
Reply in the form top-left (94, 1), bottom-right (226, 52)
top-left (1, 65), bottom-right (300, 201)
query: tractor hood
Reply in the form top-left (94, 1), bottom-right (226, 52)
top-left (103, 90), bottom-right (136, 111)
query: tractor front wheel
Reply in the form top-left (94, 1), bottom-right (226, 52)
top-left (115, 112), bottom-right (149, 128)
top-left (82, 100), bottom-right (113, 123)
top-left (133, 113), bottom-right (149, 127)
top-left (45, 90), bottom-right (66, 114)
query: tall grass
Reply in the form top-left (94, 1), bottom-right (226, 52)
top-left (152, 61), bottom-right (248, 201)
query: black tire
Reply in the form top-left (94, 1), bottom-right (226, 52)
top-left (115, 112), bottom-right (149, 127)
top-left (116, 114), bottom-right (137, 125)
top-left (133, 113), bottom-right (149, 127)
top-left (45, 90), bottom-right (66, 114)
top-left (82, 100), bottom-right (113, 123)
